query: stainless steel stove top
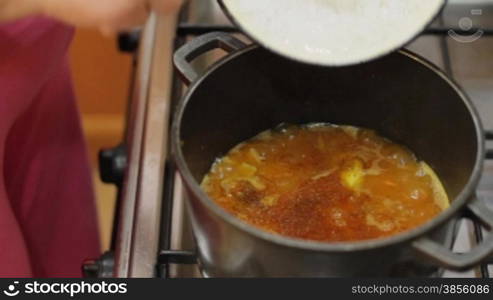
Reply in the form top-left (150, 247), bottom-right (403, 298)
top-left (111, 0), bottom-right (493, 278)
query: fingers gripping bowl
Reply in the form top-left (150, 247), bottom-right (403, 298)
top-left (172, 32), bottom-right (493, 277)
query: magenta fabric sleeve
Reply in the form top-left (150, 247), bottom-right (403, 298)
top-left (0, 17), bottom-right (100, 277)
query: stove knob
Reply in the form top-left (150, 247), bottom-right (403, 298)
top-left (82, 252), bottom-right (115, 278)
top-left (99, 144), bottom-right (127, 186)
top-left (118, 30), bottom-right (141, 53)
top-left (82, 260), bottom-right (100, 278)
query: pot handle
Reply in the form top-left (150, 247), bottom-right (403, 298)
top-left (412, 196), bottom-right (493, 270)
top-left (174, 32), bottom-right (247, 85)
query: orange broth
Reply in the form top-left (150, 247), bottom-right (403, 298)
top-left (201, 124), bottom-right (448, 242)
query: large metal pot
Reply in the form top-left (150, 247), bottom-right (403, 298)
top-left (171, 32), bottom-right (493, 277)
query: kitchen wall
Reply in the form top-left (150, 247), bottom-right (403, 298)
top-left (69, 29), bottom-right (132, 250)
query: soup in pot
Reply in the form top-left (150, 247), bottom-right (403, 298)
top-left (201, 124), bottom-right (449, 242)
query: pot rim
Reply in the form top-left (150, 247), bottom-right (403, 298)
top-left (172, 45), bottom-right (485, 252)
top-left (217, 0), bottom-right (447, 67)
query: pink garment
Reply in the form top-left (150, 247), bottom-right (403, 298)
top-left (0, 17), bottom-right (101, 277)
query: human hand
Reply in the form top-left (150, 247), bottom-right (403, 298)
top-left (42, 0), bottom-right (183, 34)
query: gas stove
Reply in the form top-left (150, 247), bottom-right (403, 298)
top-left (89, 0), bottom-right (493, 278)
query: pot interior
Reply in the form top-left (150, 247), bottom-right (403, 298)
top-left (177, 48), bottom-right (481, 205)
